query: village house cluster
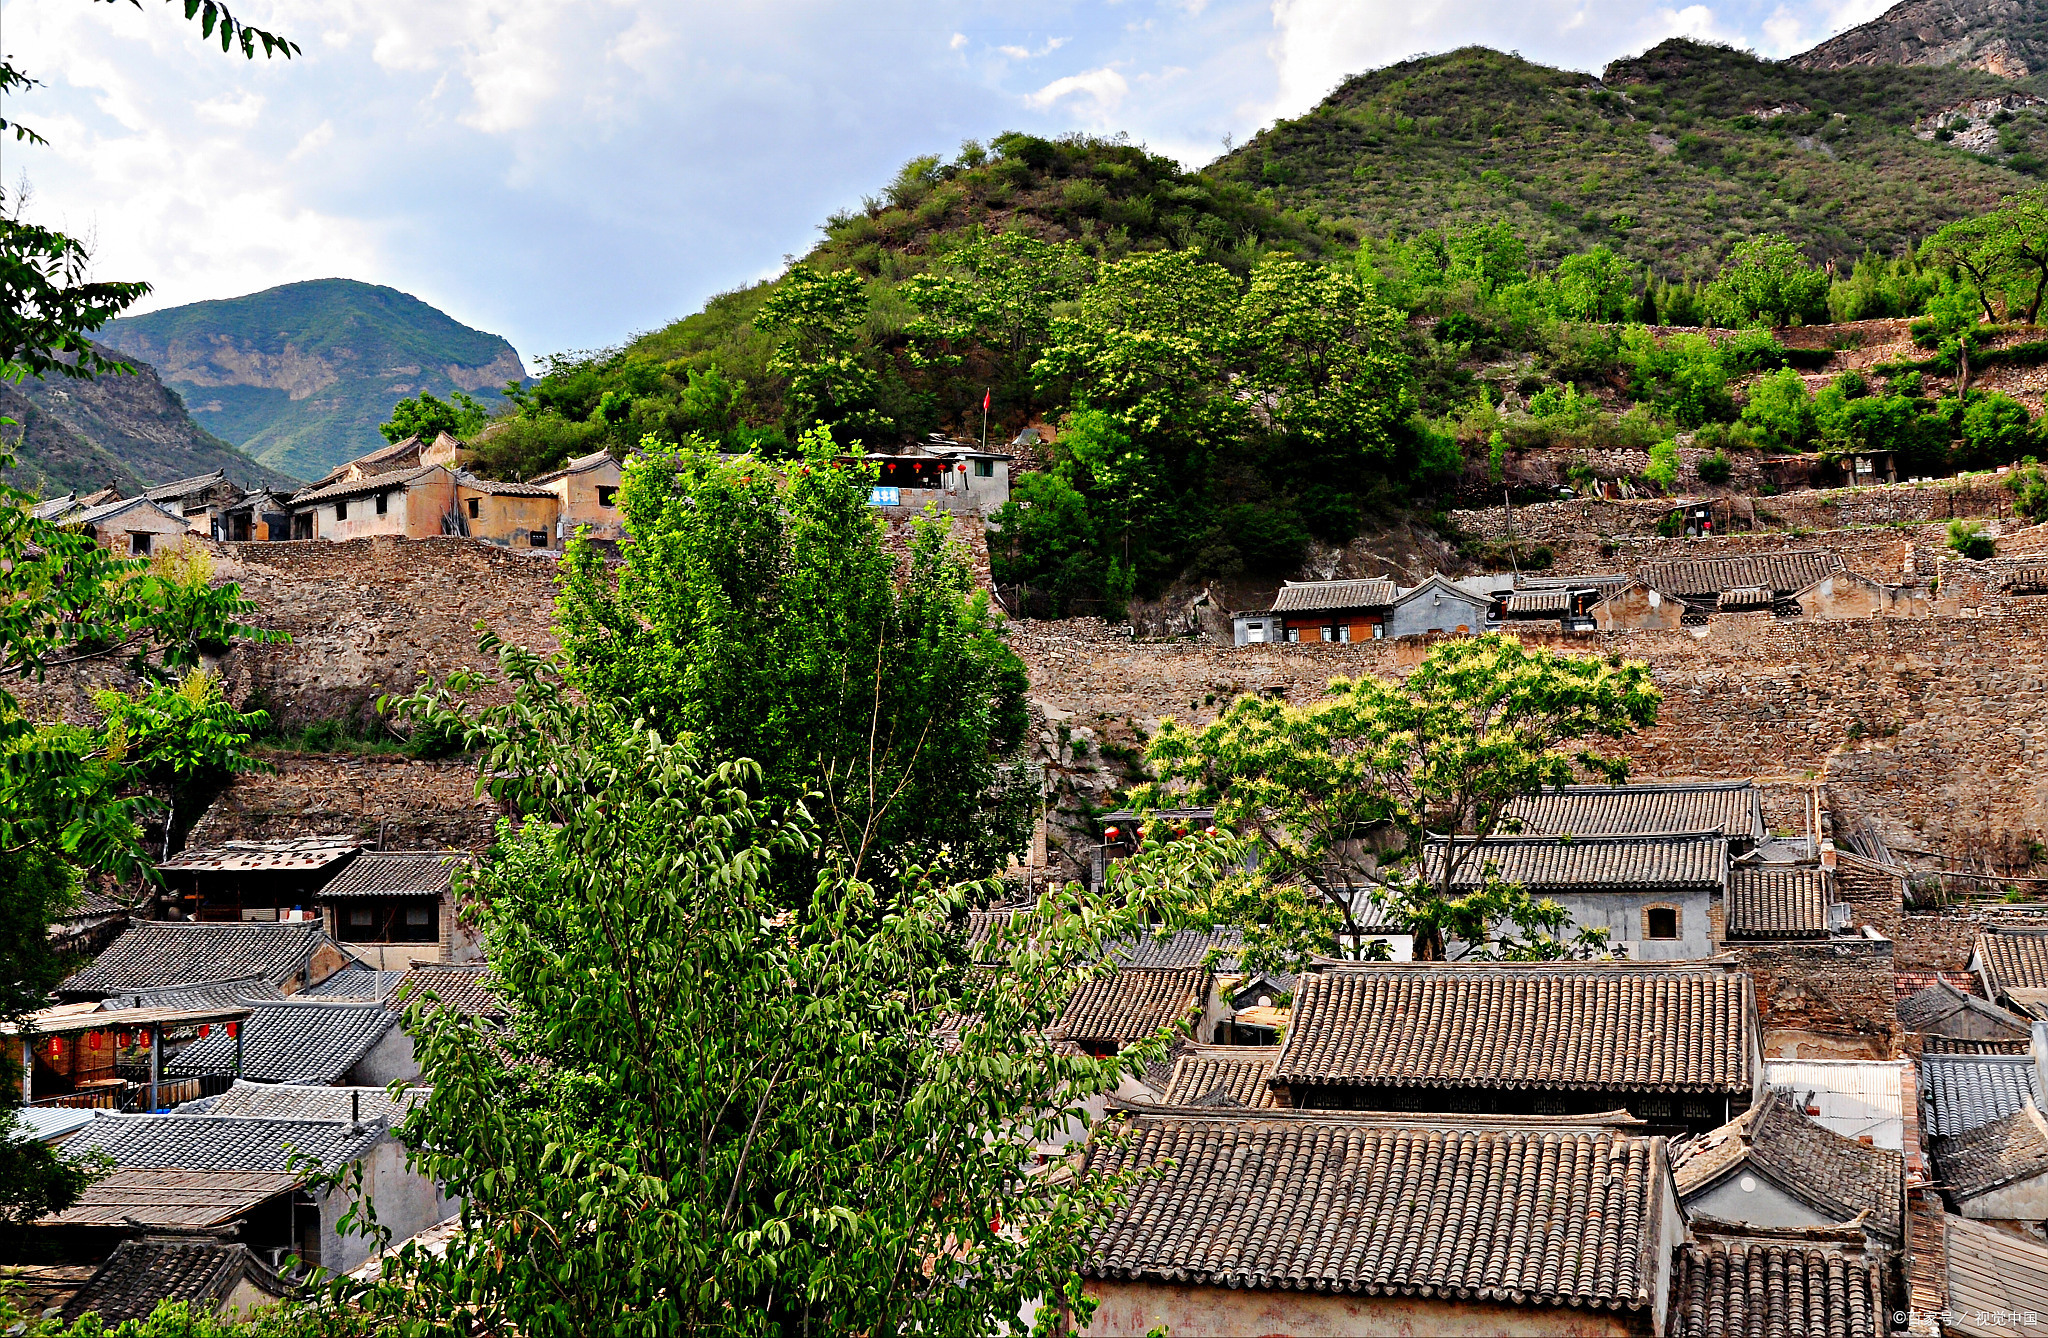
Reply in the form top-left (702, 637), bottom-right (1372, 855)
top-left (32, 432), bottom-right (1018, 561)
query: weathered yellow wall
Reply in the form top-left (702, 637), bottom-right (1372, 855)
top-left (461, 488), bottom-right (559, 548)
top-left (548, 459), bottom-right (624, 540)
top-left (1080, 1282), bottom-right (1654, 1337)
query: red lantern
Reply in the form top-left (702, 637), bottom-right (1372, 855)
top-left (89, 1031), bottom-right (101, 1050)
top-left (958, 463), bottom-right (968, 473)
top-left (47, 1037), bottom-right (61, 1060)
top-left (226, 1022), bottom-right (239, 1039)
top-left (199, 1024), bottom-right (210, 1038)
top-left (1103, 827), bottom-right (1120, 841)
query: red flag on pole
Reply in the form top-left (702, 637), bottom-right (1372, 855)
top-left (982, 388), bottom-right (991, 413)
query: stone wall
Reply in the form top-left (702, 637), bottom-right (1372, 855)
top-left (1009, 608), bottom-right (2048, 873)
top-left (1733, 938), bottom-right (1899, 1060)
top-left (186, 755), bottom-right (504, 852)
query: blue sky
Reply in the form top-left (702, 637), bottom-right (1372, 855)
top-left (4, 0), bottom-right (1893, 365)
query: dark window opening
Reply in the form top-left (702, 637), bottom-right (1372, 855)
top-left (375, 493), bottom-right (388, 515)
top-left (466, 498), bottom-right (480, 519)
top-left (1647, 907), bottom-right (1679, 940)
top-left (596, 486), bottom-right (617, 507)
top-left (129, 532), bottom-right (152, 557)
top-left (335, 897), bottom-right (439, 943)
top-left (335, 500), bottom-right (348, 521)
top-left (973, 459), bottom-right (994, 478)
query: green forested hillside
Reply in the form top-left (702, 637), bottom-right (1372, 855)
top-left (99, 279), bottom-right (527, 479)
top-left (1216, 41), bottom-right (2048, 277)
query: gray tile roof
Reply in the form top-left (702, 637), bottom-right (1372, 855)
top-left (1725, 866), bottom-right (1831, 940)
top-left (1505, 781), bottom-right (1766, 843)
top-left (1897, 980), bottom-right (2031, 1041)
top-left (1638, 550), bottom-right (1842, 601)
top-left (1671, 1091), bottom-right (1902, 1243)
top-left (60, 922), bottom-right (337, 996)
top-left (143, 470), bottom-right (228, 503)
top-left (1977, 927), bottom-right (2048, 995)
top-left (197, 1079), bottom-right (425, 1124)
top-left (292, 464), bottom-right (441, 508)
top-left (1160, 1048), bottom-right (1279, 1108)
top-left (1920, 1055), bottom-right (2041, 1138)
top-left (1056, 967), bottom-right (1206, 1047)
top-left (1109, 927), bottom-right (1243, 970)
top-left (40, 1167), bottom-right (303, 1228)
top-left (71, 497), bottom-right (185, 529)
top-left (1270, 578), bottom-right (1397, 613)
top-left (61, 1113), bottom-right (384, 1174)
top-left (1716, 585), bottom-right (1775, 610)
top-left (1082, 1110), bottom-right (1668, 1313)
top-left (158, 839), bottom-right (358, 873)
top-left (530, 449), bottom-right (618, 483)
top-left (166, 1000), bottom-right (398, 1083)
top-left (1423, 831), bottom-right (1729, 894)
top-left (62, 1239), bottom-right (288, 1325)
top-left (454, 469), bottom-right (556, 498)
top-left (94, 977), bottom-right (285, 1012)
top-left (1273, 965), bottom-right (1757, 1095)
top-left (1946, 1213), bottom-right (2048, 1338)
top-left (1504, 589), bottom-right (1570, 616)
top-left (385, 964), bottom-right (504, 1019)
top-left (1929, 1103), bottom-right (2048, 1201)
top-left (300, 964), bottom-right (405, 999)
top-left (1667, 1226), bottom-right (1884, 1338)
top-left (317, 851), bottom-right (464, 900)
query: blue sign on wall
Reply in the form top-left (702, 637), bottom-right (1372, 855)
top-left (868, 487), bottom-right (900, 507)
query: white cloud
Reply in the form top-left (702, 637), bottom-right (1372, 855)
top-left (950, 31), bottom-right (970, 49)
top-left (195, 90), bottom-right (265, 127)
top-left (998, 37), bottom-right (1072, 58)
top-left (1025, 65), bottom-right (1130, 111)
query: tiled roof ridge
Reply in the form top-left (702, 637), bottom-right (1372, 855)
top-left (1439, 828), bottom-right (1730, 843)
top-left (291, 464), bottom-right (442, 506)
top-left (1104, 1103), bottom-right (1651, 1131)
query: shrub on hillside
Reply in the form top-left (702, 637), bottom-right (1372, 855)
top-left (1696, 449), bottom-right (1734, 484)
top-left (1949, 518), bottom-right (1995, 559)
top-left (1703, 234), bottom-right (1830, 328)
top-left (1956, 392), bottom-right (2040, 470)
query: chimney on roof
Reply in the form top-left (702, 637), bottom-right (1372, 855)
top-left (1820, 839), bottom-right (1837, 871)
top-left (351, 1090), bottom-right (360, 1128)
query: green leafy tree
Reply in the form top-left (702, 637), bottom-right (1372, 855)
top-left (1141, 634), bottom-right (1660, 959)
top-left (377, 390), bottom-right (488, 445)
top-left (754, 265), bottom-right (891, 440)
top-left (1741, 366), bottom-right (1817, 451)
top-left (1622, 328), bottom-right (1734, 427)
top-left (1949, 518), bottom-right (1995, 559)
top-left (1550, 246), bottom-right (1638, 322)
top-left (1235, 254), bottom-right (1414, 464)
top-left (1958, 392), bottom-right (2040, 469)
top-left (2007, 461), bottom-right (2048, 520)
top-left (987, 472), bottom-right (1101, 616)
top-left (901, 229), bottom-right (1090, 410)
top-left (362, 636), bottom-right (1242, 1336)
top-left (1645, 437), bottom-right (1680, 491)
top-left (1704, 234), bottom-right (1829, 327)
top-left (554, 431), bottom-right (1029, 885)
top-left (1921, 189), bottom-right (2048, 324)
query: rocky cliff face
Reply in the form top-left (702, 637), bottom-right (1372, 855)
top-left (0, 348), bottom-right (293, 496)
top-left (1795, 0), bottom-right (2048, 76)
top-left (101, 279), bottom-right (527, 482)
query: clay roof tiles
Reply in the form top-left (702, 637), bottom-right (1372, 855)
top-left (1269, 578), bottom-right (1397, 613)
top-left (40, 1168), bottom-right (302, 1229)
top-left (197, 1079), bottom-right (426, 1124)
top-left (1082, 1110), bottom-right (1669, 1312)
top-left (1056, 967), bottom-right (1206, 1047)
top-left (1160, 1047), bottom-right (1280, 1108)
top-left (300, 964), bottom-right (405, 1000)
top-left (291, 464), bottom-right (443, 508)
top-left (59, 921), bottom-right (338, 997)
top-left (1666, 1226), bottom-right (1884, 1338)
top-left (1920, 1055), bottom-right (2041, 1138)
top-left (158, 839), bottom-right (359, 873)
top-left (1671, 1091), bottom-right (1903, 1243)
top-left (317, 851), bottom-right (465, 899)
top-left (166, 1000), bottom-right (397, 1084)
top-left (1504, 589), bottom-right (1571, 615)
top-left (1897, 970), bottom-right (1981, 999)
top-left (61, 1239), bottom-right (288, 1325)
top-left (142, 470), bottom-right (228, 503)
top-left (1505, 781), bottom-right (1766, 843)
top-left (1928, 1103), bottom-right (2048, 1201)
top-left (1638, 550), bottom-right (1843, 601)
top-left (1897, 980), bottom-right (2031, 1041)
top-left (453, 469), bottom-right (556, 498)
top-left (1977, 927), bottom-right (2048, 995)
top-left (1108, 926), bottom-right (1243, 970)
top-left (1422, 831), bottom-right (1729, 894)
top-left (1716, 585), bottom-right (1776, 611)
top-left (60, 1113), bottom-right (384, 1174)
top-left (1725, 866), bottom-right (1832, 940)
top-left (385, 964), bottom-right (505, 1019)
top-left (1272, 965), bottom-right (1757, 1094)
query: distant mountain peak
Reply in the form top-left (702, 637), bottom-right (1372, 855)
top-left (100, 277), bottom-right (525, 480)
top-left (1794, 0), bottom-right (2048, 77)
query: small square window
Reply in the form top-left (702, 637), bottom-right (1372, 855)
top-left (335, 501), bottom-right (349, 521)
top-left (375, 493), bottom-right (388, 515)
top-left (529, 530), bottom-right (547, 547)
top-left (973, 459), bottom-right (994, 478)
top-left (1646, 907), bottom-right (1679, 940)
top-left (347, 907), bottom-right (374, 927)
top-left (404, 905), bottom-right (430, 926)
top-left (128, 532), bottom-right (152, 557)
top-left (596, 486), bottom-right (617, 508)
top-left (466, 498), bottom-right (480, 519)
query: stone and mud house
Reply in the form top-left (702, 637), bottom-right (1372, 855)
top-left (54, 1238), bottom-right (291, 1327)
top-left (1671, 1089), bottom-right (1903, 1248)
top-left (53, 1100), bottom-right (453, 1277)
top-left (70, 496), bottom-right (191, 557)
top-left (1266, 962), bottom-right (1763, 1136)
top-left (288, 465), bottom-right (464, 542)
top-left (531, 448), bottom-right (625, 543)
top-left (144, 470), bottom-right (242, 539)
top-left (1076, 1107), bottom-right (1691, 1338)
